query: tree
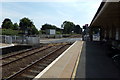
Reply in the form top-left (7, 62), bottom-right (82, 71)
top-left (74, 25), bottom-right (82, 34)
top-left (19, 17), bottom-right (38, 35)
top-left (13, 23), bottom-right (19, 30)
top-left (1, 18), bottom-right (13, 29)
top-left (61, 21), bottom-right (75, 34)
top-left (41, 23), bottom-right (56, 30)
top-left (28, 24), bottom-right (39, 35)
top-left (19, 17), bottom-right (31, 31)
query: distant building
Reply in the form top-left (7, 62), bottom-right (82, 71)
top-left (46, 29), bottom-right (56, 35)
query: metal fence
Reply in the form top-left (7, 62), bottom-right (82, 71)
top-left (0, 34), bottom-right (70, 44)
top-left (0, 35), bottom-right (40, 44)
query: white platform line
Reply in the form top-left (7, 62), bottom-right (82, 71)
top-left (33, 41), bottom-right (77, 80)
top-left (0, 44), bottom-right (14, 49)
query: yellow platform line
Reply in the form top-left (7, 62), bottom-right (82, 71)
top-left (71, 41), bottom-right (84, 80)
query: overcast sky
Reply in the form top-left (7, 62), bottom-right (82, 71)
top-left (0, 0), bottom-right (102, 30)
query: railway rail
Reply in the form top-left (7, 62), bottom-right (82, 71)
top-left (1, 43), bottom-right (63, 66)
top-left (1, 45), bottom-right (46, 60)
top-left (1, 43), bottom-right (71, 80)
top-left (1, 46), bottom-right (51, 66)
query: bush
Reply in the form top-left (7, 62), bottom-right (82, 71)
top-left (1, 29), bottom-right (20, 35)
top-left (56, 31), bottom-right (62, 34)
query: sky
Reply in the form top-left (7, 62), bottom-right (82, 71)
top-left (0, 0), bottom-right (102, 30)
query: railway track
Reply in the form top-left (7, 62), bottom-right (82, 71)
top-left (2, 43), bottom-right (71, 80)
top-left (1, 45), bottom-right (43, 60)
top-left (1, 46), bottom-right (51, 66)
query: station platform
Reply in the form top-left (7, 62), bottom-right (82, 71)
top-left (0, 43), bottom-right (15, 49)
top-left (40, 38), bottom-right (82, 43)
top-left (33, 41), bottom-right (84, 79)
top-left (40, 39), bottom-right (62, 43)
top-left (33, 41), bottom-right (120, 79)
top-left (75, 41), bottom-right (120, 79)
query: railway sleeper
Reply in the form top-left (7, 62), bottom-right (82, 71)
top-left (15, 56), bottom-right (22, 58)
top-left (23, 70), bottom-right (38, 76)
top-left (33, 65), bottom-right (45, 70)
top-left (9, 57), bottom-right (16, 60)
top-left (41, 60), bottom-right (52, 64)
top-left (12, 76), bottom-right (32, 80)
top-left (30, 68), bottom-right (43, 73)
top-left (28, 70), bottom-right (40, 74)
top-left (21, 74), bottom-right (35, 78)
top-left (2, 60), bottom-right (9, 63)
top-left (38, 63), bottom-right (48, 67)
top-left (44, 58), bottom-right (53, 61)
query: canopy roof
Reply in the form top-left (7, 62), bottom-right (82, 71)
top-left (90, 0), bottom-right (120, 28)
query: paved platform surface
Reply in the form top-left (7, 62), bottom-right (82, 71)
top-left (0, 43), bottom-right (14, 49)
top-left (40, 38), bottom-right (82, 43)
top-left (40, 39), bottom-right (62, 43)
top-left (33, 41), bottom-right (83, 79)
top-left (75, 41), bottom-right (120, 79)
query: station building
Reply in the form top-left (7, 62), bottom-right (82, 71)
top-left (90, 0), bottom-right (120, 46)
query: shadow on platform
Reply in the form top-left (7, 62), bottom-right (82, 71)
top-left (75, 41), bottom-right (120, 79)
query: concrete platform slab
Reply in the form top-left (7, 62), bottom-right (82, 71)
top-left (40, 38), bottom-right (82, 43)
top-left (0, 43), bottom-right (14, 49)
top-left (75, 41), bottom-right (120, 79)
top-left (33, 41), bottom-right (84, 79)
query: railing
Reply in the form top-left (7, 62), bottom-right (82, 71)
top-left (0, 34), bottom-right (71, 44)
top-left (0, 35), bottom-right (40, 44)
